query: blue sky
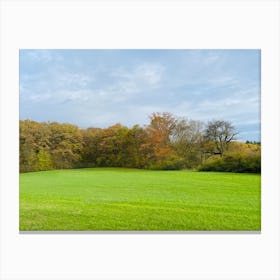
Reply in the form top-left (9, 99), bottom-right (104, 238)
top-left (20, 49), bottom-right (260, 141)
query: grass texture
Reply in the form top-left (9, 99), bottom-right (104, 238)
top-left (20, 168), bottom-right (261, 231)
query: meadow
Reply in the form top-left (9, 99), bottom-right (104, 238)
top-left (19, 168), bottom-right (261, 231)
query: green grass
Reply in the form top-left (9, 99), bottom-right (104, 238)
top-left (19, 168), bottom-right (261, 231)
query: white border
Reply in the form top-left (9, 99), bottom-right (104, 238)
top-left (1, 1), bottom-right (279, 280)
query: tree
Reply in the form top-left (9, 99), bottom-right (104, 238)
top-left (121, 125), bottom-right (149, 168)
top-left (48, 122), bottom-right (83, 169)
top-left (148, 112), bottom-right (177, 145)
top-left (80, 127), bottom-right (102, 166)
top-left (146, 112), bottom-right (177, 166)
top-left (35, 149), bottom-right (53, 171)
top-left (20, 114), bottom-right (258, 173)
top-left (172, 118), bottom-right (204, 167)
top-left (204, 120), bottom-right (237, 157)
top-left (20, 120), bottom-right (49, 172)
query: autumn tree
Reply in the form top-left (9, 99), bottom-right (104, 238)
top-left (121, 125), bottom-right (150, 168)
top-left (48, 122), bottom-right (83, 169)
top-left (172, 118), bottom-right (204, 167)
top-left (19, 114), bottom-right (260, 173)
top-left (148, 112), bottom-right (177, 144)
top-left (145, 112), bottom-right (179, 167)
top-left (80, 127), bottom-right (102, 166)
top-left (20, 120), bottom-right (52, 172)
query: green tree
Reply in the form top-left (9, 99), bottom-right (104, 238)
top-left (172, 118), bottom-right (204, 167)
top-left (35, 150), bottom-right (53, 171)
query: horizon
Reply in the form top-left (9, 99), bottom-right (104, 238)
top-left (19, 49), bottom-right (261, 141)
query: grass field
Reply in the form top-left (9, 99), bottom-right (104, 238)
top-left (19, 168), bottom-right (261, 231)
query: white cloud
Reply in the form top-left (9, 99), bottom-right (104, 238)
top-left (22, 50), bottom-right (60, 64)
top-left (134, 63), bottom-right (164, 85)
top-left (26, 89), bottom-right (91, 103)
top-left (81, 62), bottom-right (166, 104)
top-left (29, 93), bottom-right (52, 102)
top-left (170, 88), bottom-right (260, 127)
top-left (22, 62), bottom-right (165, 106)
top-left (57, 73), bottom-right (92, 88)
top-left (207, 76), bottom-right (238, 87)
top-left (111, 62), bottom-right (164, 88)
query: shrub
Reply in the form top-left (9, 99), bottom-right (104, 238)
top-left (198, 153), bottom-right (261, 173)
top-left (148, 156), bottom-right (185, 170)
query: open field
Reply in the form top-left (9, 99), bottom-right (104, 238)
top-left (19, 168), bottom-right (261, 231)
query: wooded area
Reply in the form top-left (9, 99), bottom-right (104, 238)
top-left (20, 112), bottom-right (261, 173)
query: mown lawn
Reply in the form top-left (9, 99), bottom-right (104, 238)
top-left (19, 168), bottom-right (261, 231)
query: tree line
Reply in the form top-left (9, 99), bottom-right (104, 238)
top-left (20, 112), bottom-right (261, 173)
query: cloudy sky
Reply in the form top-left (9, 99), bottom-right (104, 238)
top-left (20, 49), bottom-right (260, 141)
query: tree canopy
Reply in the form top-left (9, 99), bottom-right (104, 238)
top-left (19, 113), bottom-right (261, 173)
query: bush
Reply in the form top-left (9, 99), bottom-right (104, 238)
top-left (198, 153), bottom-right (261, 173)
top-left (148, 156), bottom-right (186, 170)
top-left (35, 150), bottom-right (53, 171)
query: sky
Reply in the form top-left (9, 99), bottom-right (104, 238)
top-left (20, 49), bottom-right (261, 141)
